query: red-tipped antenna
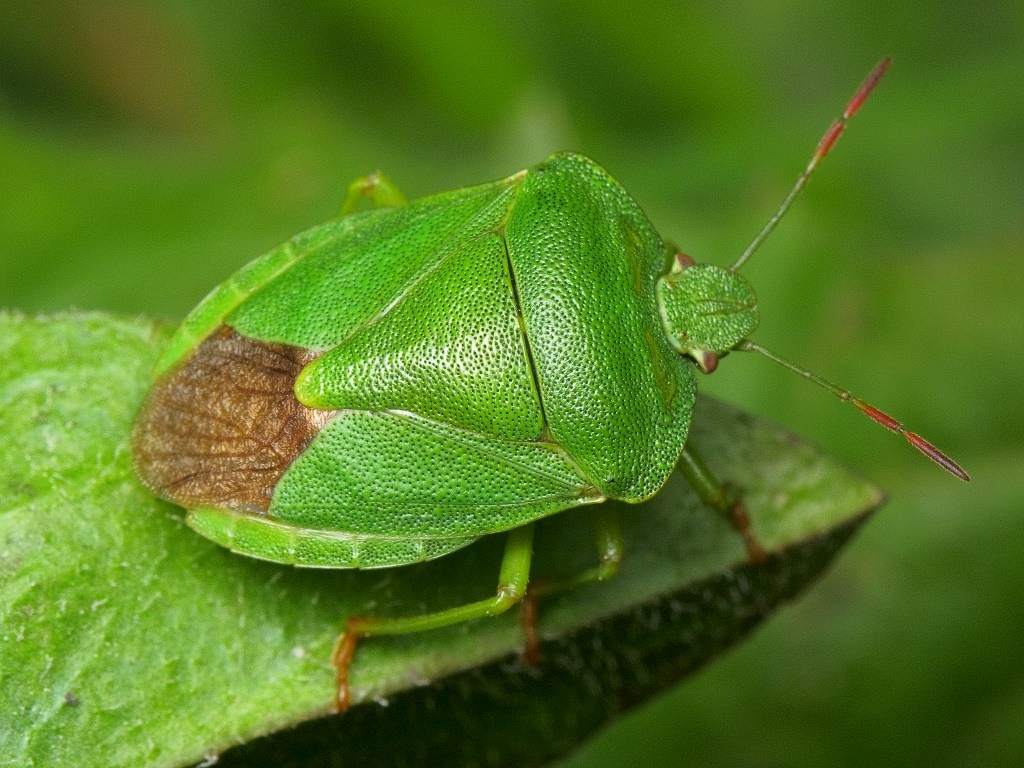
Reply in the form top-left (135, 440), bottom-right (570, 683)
top-left (738, 340), bottom-right (970, 481)
top-left (731, 57), bottom-right (891, 271)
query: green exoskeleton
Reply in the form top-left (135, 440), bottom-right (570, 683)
top-left (133, 59), bottom-right (968, 711)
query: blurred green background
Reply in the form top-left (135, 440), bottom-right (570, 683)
top-left (2, 1), bottom-right (1021, 766)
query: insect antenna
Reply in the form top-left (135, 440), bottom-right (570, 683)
top-left (731, 57), bottom-right (891, 272)
top-left (737, 340), bottom-right (970, 481)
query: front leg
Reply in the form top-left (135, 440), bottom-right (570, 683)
top-left (677, 443), bottom-right (767, 564)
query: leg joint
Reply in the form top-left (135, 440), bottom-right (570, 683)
top-left (490, 584), bottom-right (525, 615)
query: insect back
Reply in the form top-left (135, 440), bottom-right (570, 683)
top-left (133, 153), bottom-right (699, 570)
top-left (133, 58), bottom-right (968, 712)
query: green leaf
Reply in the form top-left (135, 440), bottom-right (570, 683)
top-left (0, 311), bottom-right (883, 768)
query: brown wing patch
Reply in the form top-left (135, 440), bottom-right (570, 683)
top-left (132, 327), bottom-right (335, 512)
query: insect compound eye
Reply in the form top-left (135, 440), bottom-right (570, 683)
top-left (675, 252), bottom-right (696, 269)
top-left (693, 350), bottom-right (719, 374)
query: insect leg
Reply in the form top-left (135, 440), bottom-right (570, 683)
top-left (535, 507), bottom-right (624, 595)
top-left (338, 171), bottom-right (407, 216)
top-left (520, 507), bottom-right (624, 663)
top-left (677, 445), bottom-right (767, 565)
top-left (331, 524), bottom-right (535, 712)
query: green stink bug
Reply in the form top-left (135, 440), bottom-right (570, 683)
top-left (132, 59), bottom-right (968, 711)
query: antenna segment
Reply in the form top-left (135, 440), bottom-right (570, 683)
top-left (738, 341), bottom-right (970, 481)
top-left (731, 57), bottom-right (891, 271)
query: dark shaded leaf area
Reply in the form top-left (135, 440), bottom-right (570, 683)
top-left (220, 517), bottom-right (865, 768)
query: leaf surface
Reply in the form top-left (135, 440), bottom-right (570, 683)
top-left (0, 311), bottom-right (883, 768)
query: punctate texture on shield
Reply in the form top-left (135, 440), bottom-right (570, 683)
top-left (133, 154), bottom-right (697, 566)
